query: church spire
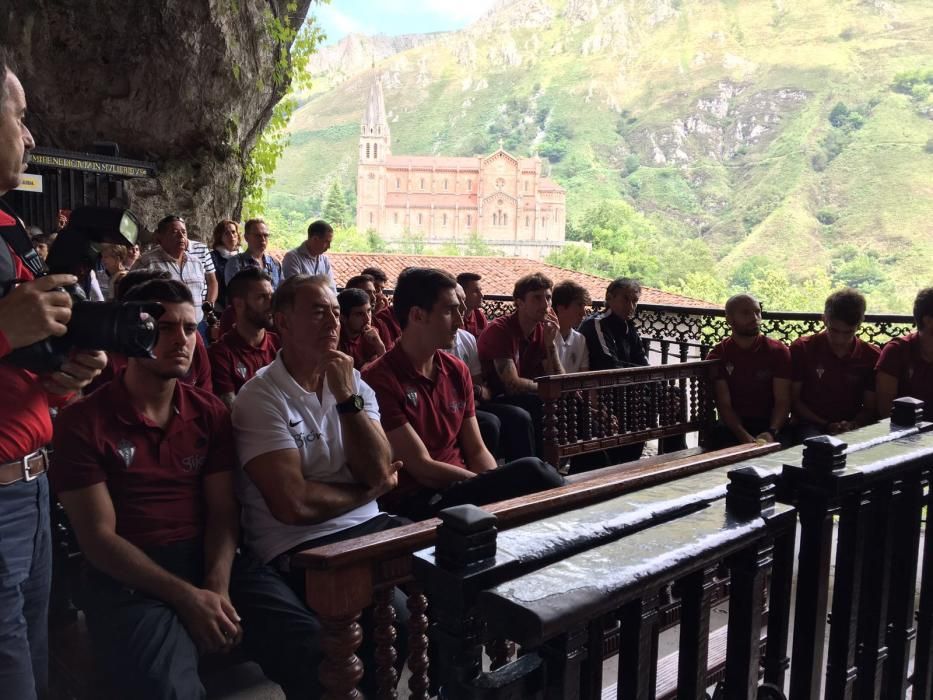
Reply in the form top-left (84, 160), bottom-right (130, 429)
top-left (359, 70), bottom-right (390, 164)
top-left (362, 73), bottom-right (389, 133)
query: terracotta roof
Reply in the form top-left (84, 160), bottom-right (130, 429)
top-left (538, 179), bottom-right (564, 192)
top-left (327, 253), bottom-right (711, 307)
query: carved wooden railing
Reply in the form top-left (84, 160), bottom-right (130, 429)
top-left (409, 400), bottom-right (933, 700)
top-left (537, 360), bottom-right (718, 468)
top-left (478, 295), bottom-right (915, 358)
top-left (293, 443), bottom-right (781, 699)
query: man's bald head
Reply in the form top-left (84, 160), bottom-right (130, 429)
top-left (724, 294), bottom-right (762, 337)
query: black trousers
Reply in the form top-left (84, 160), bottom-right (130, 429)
top-left (486, 393), bottom-right (544, 457)
top-left (475, 409), bottom-right (501, 457)
top-left (391, 457), bottom-right (565, 521)
top-left (478, 400), bottom-right (537, 461)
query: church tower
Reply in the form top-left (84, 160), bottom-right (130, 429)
top-left (356, 73), bottom-right (390, 232)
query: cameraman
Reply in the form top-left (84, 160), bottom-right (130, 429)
top-left (0, 49), bottom-right (106, 698)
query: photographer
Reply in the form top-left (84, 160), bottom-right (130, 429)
top-left (0, 49), bottom-right (106, 698)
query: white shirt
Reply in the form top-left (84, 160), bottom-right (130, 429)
top-left (133, 247), bottom-right (206, 322)
top-left (281, 243), bottom-right (337, 291)
top-left (556, 328), bottom-right (588, 373)
top-left (446, 328), bottom-right (481, 377)
top-left (232, 352), bottom-right (382, 563)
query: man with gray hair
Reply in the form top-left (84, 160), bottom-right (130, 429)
top-left (579, 277), bottom-right (648, 370)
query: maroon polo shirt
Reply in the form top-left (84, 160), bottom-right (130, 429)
top-left (463, 308), bottom-right (488, 338)
top-left (707, 335), bottom-right (792, 422)
top-left (208, 329), bottom-right (280, 396)
top-left (86, 332), bottom-right (212, 395)
top-left (50, 372), bottom-right (235, 549)
top-left (338, 327), bottom-right (383, 370)
top-left (791, 332), bottom-right (879, 423)
top-left (363, 344), bottom-right (475, 505)
top-left (373, 306), bottom-right (401, 350)
top-left (876, 332), bottom-right (933, 413)
top-left (477, 312), bottom-right (549, 396)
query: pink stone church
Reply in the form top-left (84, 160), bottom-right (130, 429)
top-left (355, 77), bottom-right (567, 258)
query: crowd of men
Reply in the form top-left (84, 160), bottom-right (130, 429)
top-left (3, 49), bottom-right (933, 699)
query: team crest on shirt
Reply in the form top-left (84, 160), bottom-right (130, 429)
top-left (405, 387), bottom-right (419, 407)
top-left (236, 362), bottom-right (248, 379)
top-left (116, 439), bottom-right (135, 468)
top-left (725, 363), bottom-right (735, 376)
top-left (816, 367), bottom-right (825, 379)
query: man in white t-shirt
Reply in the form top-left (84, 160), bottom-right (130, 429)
top-left (133, 216), bottom-right (207, 323)
top-left (553, 280), bottom-right (590, 373)
top-left (231, 273), bottom-right (405, 696)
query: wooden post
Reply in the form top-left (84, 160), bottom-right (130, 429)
top-left (305, 564), bottom-right (374, 700)
top-left (786, 436), bottom-right (848, 700)
top-left (762, 524), bottom-right (794, 690)
top-left (676, 567), bottom-right (717, 700)
top-left (541, 626), bottom-right (587, 700)
top-left (913, 471), bottom-right (933, 700)
top-left (372, 586), bottom-right (399, 700)
top-left (617, 591), bottom-right (660, 700)
top-left (539, 376), bottom-right (561, 469)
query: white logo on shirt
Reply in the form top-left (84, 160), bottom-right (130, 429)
top-left (726, 363), bottom-right (735, 376)
top-left (236, 362), bottom-right (248, 379)
top-left (816, 367), bottom-right (825, 379)
top-left (116, 439), bottom-right (135, 468)
top-left (405, 388), bottom-right (419, 407)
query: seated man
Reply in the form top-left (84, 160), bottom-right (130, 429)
top-left (363, 268), bottom-right (564, 521)
top-left (223, 218), bottom-right (282, 289)
top-left (232, 274), bottom-right (405, 694)
top-left (552, 280), bottom-right (591, 373)
top-left (86, 269), bottom-right (212, 394)
top-left (361, 266), bottom-right (390, 313)
top-left (791, 288), bottom-right (879, 438)
top-left (51, 280), bottom-right (320, 698)
top-left (337, 287), bottom-right (386, 369)
top-left (208, 268), bottom-right (280, 407)
top-left (477, 272), bottom-right (564, 456)
top-left (876, 287), bottom-right (933, 420)
top-left (456, 271), bottom-right (487, 338)
top-left (707, 294), bottom-right (792, 447)
top-left (579, 277), bottom-right (647, 370)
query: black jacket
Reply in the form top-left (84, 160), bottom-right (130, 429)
top-left (579, 311), bottom-right (648, 370)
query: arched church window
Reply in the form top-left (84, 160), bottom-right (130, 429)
top-left (418, 213), bottom-right (423, 225)
top-left (503, 213), bottom-right (508, 226)
top-left (369, 212), bottom-right (374, 224)
top-left (420, 178), bottom-right (425, 189)
top-left (466, 214), bottom-right (472, 226)
top-left (394, 212), bottom-right (399, 224)
top-left (366, 144), bottom-right (371, 158)
top-left (442, 213), bottom-right (447, 225)
top-left (467, 179), bottom-right (472, 191)
top-left (396, 178), bottom-right (400, 189)
top-left (492, 213), bottom-right (498, 225)
top-left (444, 179), bottom-right (448, 191)
top-left (525, 216), bottom-right (530, 227)
top-left (374, 144), bottom-right (378, 159)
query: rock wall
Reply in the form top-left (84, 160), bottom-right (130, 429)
top-left (0, 0), bottom-right (312, 240)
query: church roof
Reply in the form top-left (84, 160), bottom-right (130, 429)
top-left (538, 179), bottom-right (564, 192)
top-left (328, 253), bottom-right (711, 307)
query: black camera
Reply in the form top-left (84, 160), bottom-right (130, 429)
top-left (4, 207), bottom-right (162, 373)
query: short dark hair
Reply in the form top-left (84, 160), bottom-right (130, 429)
top-left (361, 266), bottom-right (388, 284)
top-left (913, 287), bottom-right (933, 328)
top-left (156, 215), bottom-right (186, 234)
top-left (227, 267), bottom-right (273, 301)
top-left (393, 267), bottom-right (457, 330)
top-left (244, 218), bottom-right (267, 236)
top-left (114, 269), bottom-right (172, 301)
top-left (824, 288), bottom-right (866, 326)
top-left (513, 272), bottom-right (552, 301)
top-left (122, 278), bottom-right (194, 306)
top-left (345, 274), bottom-right (375, 290)
top-left (553, 280), bottom-right (591, 309)
top-left (456, 272), bottom-right (482, 287)
top-left (606, 277), bottom-right (641, 299)
top-left (272, 273), bottom-right (331, 315)
top-left (338, 288), bottom-right (370, 317)
top-left (0, 46), bottom-right (15, 111)
top-left (307, 220), bottom-right (333, 238)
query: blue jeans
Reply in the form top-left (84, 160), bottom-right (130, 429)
top-left (0, 473), bottom-right (51, 699)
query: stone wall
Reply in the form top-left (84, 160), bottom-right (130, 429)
top-left (0, 0), bottom-right (312, 240)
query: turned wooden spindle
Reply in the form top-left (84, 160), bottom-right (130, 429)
top-left (319, 612), bottom-right (364, 700)
top-left (485, 637), bottom-right (517, 671)
top-left (373, 587), bottom-right (399, 700)
top-left (406, 587), bottom-right (431, 700)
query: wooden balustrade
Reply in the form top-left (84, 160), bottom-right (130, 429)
top-left (537, 360), bottom-right (719, 467)
top-left (404, 400), bottom-right (933, 700)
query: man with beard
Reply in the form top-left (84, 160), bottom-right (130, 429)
top-left (337, 287), bottom-right (386, 370)
top-left (707, 294), bottom-right (792, 447)
top-left (363, 268), bottom-right (563, 521)
top-left (209, 268), bottom-right (280, 408)
top-left (51, 279), bottom-right (323, 698)
top-left (477, 272), bottom-right (564, 456)
top-left (456, 272), bottom-right (487, 338)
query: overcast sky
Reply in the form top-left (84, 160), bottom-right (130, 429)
top-left (310, 0), bottom-right (498, 44)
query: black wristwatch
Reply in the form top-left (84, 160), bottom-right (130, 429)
top-left (335, 394), bottom-right (365, 415)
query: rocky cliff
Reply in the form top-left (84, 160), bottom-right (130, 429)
top-left (1, 0), bottom-right (312, 239)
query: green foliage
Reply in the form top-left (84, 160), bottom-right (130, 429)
top-left (322, 180), bottom-right (351, 228)
top-left (241, 9), bottom-right (326, 217)
top-left (925, 137), bottom-right (933, 154)
top-left (816, 209), bottom-right (837, 225)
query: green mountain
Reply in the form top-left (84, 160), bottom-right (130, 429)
top-left (271, 0), bottom-right (933, 312)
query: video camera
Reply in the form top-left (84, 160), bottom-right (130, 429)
top-left (3, 207), bottom-right (162, 373)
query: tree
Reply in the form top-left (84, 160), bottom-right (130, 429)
top-left (322, 180), bottom-right (351, 228)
